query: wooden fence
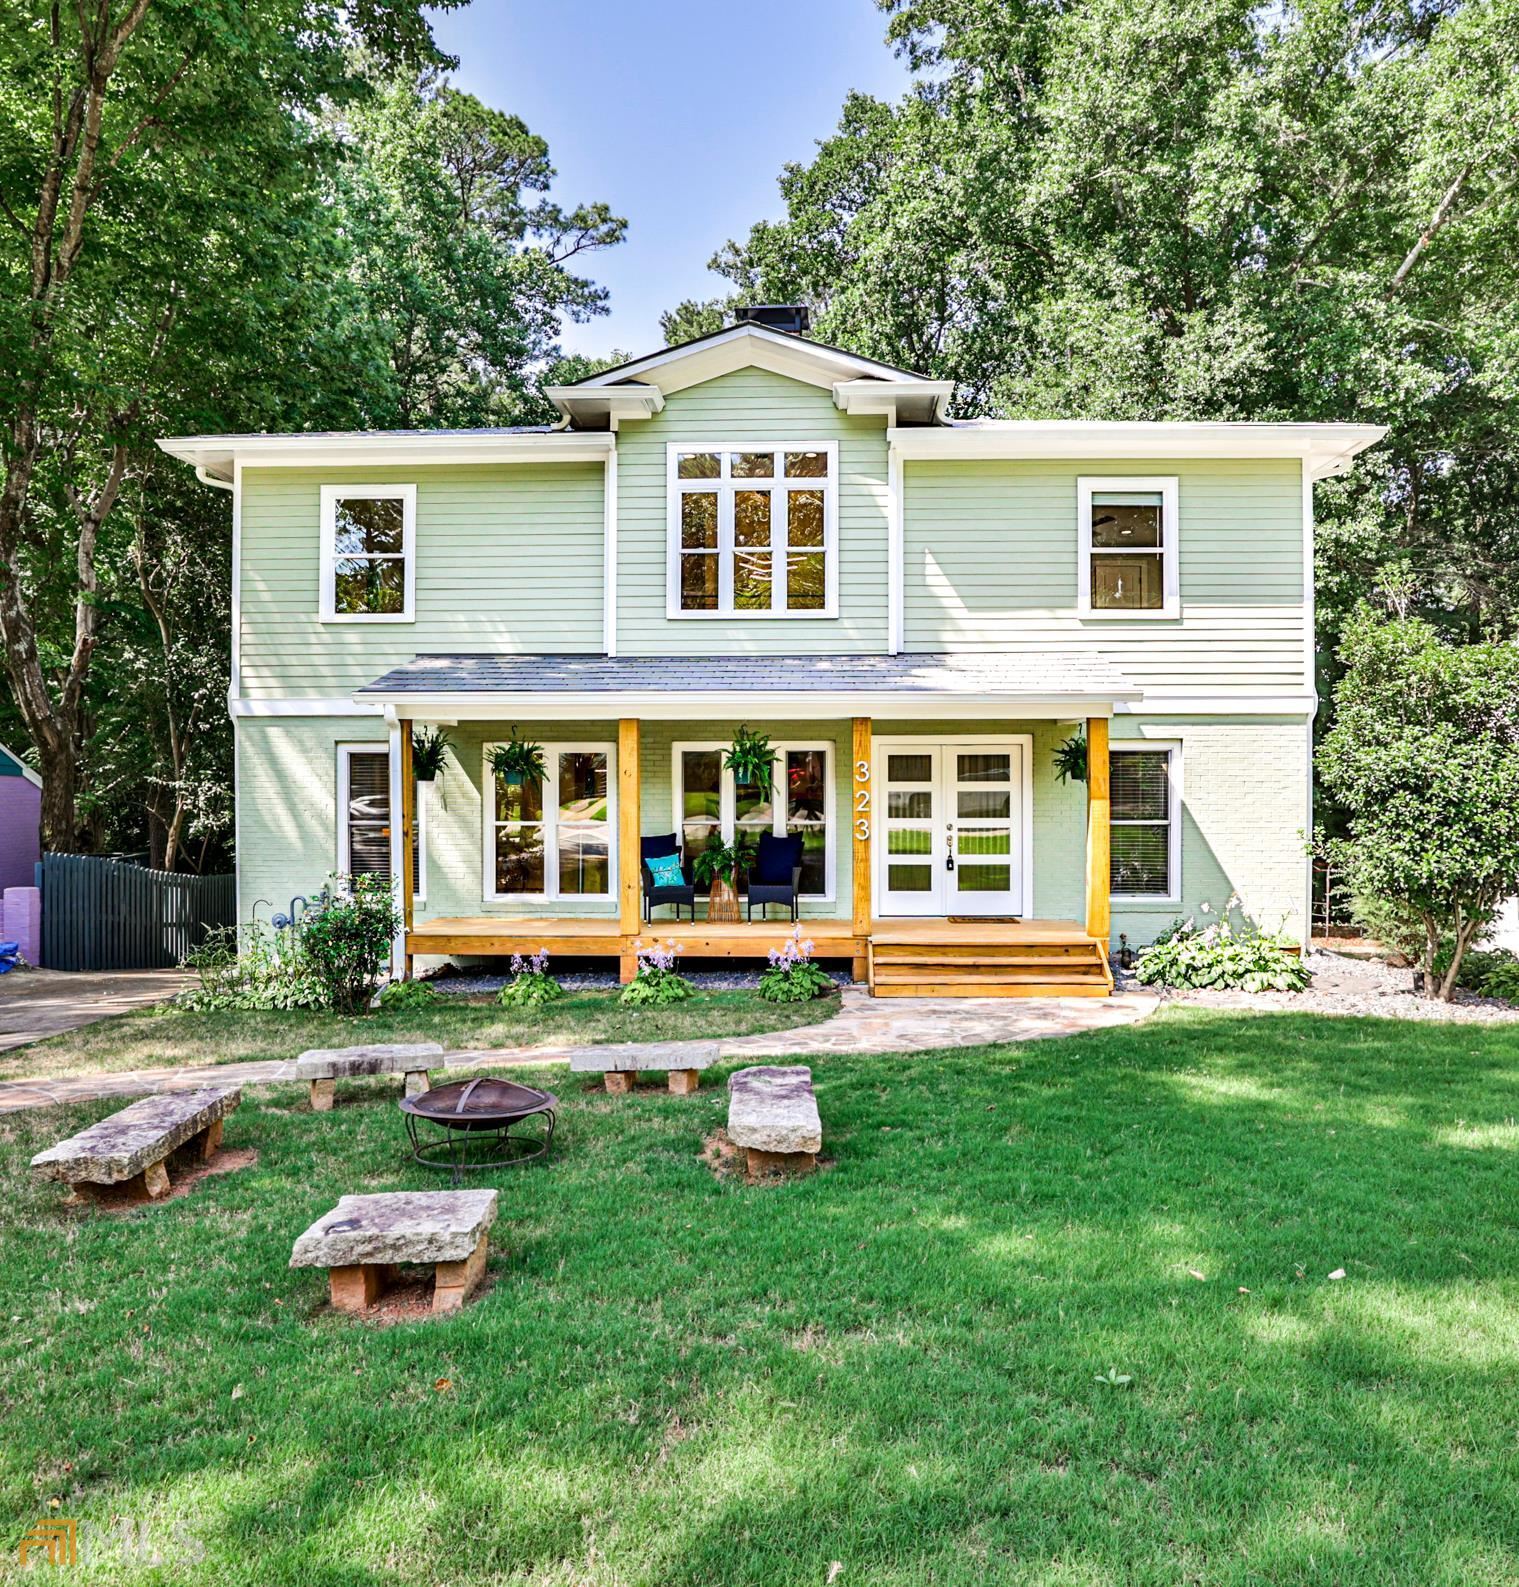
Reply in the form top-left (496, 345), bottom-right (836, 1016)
top-left (36, 853), bottom-right (235, 971)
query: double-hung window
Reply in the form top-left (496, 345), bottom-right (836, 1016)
top-left (320, 485), bottom-right (416, 621)
top-left (337, 745), bottom-right (424, 899)
top-left (486, 743), bottom-right (616, 901)
top-left (1110, 744), bottom-right (1179, 900)
top-left (668, 444), bottom-right (837, 617)
top-left (1077, 476), bottom-right (1179, 618)
top-left (673, 741), bottom-right (833, 898)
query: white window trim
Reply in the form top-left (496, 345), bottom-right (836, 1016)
top-left (1110, 740), bottom-right (1182, 904)
top-left (320, 484), bottom-right (417, 623)
top-left (1077, 475), bottom-right (1180, 621)
top-left (482, 741), bottom-right (618, 903)
top-left (670, 739), bottom-right (836, 901)
top-left (665, 441), bottom-right (840, 620)
top-left (337, 743), bottom-right (425, 901)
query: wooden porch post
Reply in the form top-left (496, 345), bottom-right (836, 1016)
top-left (618, 718), bottom-right (641, 982)
top-left (399, 722), bottom-right (415, 978)
top-left (1085, 715), bottom-right (1111, 945)
top-left (851, 716), bottom-right (872, 982)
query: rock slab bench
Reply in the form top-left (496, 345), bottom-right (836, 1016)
top-left (290, 1189), bottom-right (498, 1314)
top-left (30, 1086), bottom-right (241, 1202)
top-left (571, 1040), bottom-right (719, 1095)
top-left (293, 1043), bottom-right (444, 1111)
top-left (727, 1065), bottom-right (822, 1179)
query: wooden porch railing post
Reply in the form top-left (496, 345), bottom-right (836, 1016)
top-left (851, 716), bottom-right (872, 982)
top-left (399, 721), bottom-right (415, 978)
top-left (618, 718), bottom-right (641, 982)
top-left (1085, 715), bottom-right (1111, 945)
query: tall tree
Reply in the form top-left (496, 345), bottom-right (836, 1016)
top-left (0, 0), bottom-right (458, 849)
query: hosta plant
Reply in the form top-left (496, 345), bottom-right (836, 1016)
top-left (619, 939), bottom-right (693, 1006)
top-left (759, 925), bottom-right (834, 1002)
top-left (378, 977), bottom-right (441, 1010)
top-left (497, 949), bottom-right (564, 1007)
top-left (1135, 902), bottom-right (1311, 993)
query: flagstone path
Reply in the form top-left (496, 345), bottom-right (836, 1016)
top-left (0, 986), bottom-right (1157, 1115)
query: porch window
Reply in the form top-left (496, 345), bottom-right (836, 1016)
top-left (1110, 745), bottom-right (1178, 899)
top-left (337, 745), bottom-right (424, 899)
top-left (320, 485), bottom-right (416, 621)
top-left (1077, 477), bottom-right (1179, 618)
top-left (487, 743), bottom-right (615, 900)
top-left (668, 444), bottom-right (836, 617)
top-left (673, 741), bottom-right (833, 898)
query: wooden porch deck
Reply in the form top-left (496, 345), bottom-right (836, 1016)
top-left (407, 916), bottom-right (1114, 998)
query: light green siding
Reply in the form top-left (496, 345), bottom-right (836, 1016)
top-left (902, 457), bottom-right (1307, 697)
top-left (238, 463), bottom-right (605, 697)
top-left (614, 367), bottom-right (890, 653)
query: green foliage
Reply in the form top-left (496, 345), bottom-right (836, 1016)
top-left (660, 298), bottom-right (731, 345)
top-left (298, 874), bottom-right (404, 1015)
top-left (619, 940), bottom-right (693, 1006)
top-left (759, 925), bottom-right (835, 1002)
top-left (179, 924), bottom-right (326, 1012)
top-left (410, 727), bottom-right (451, 782)
top-left (1434, 946), bottom-right (1519, 1003)
top-left (1052, 732), bottom-right (1088, 785)
top-left (1348, 893), bottom-right (1434, 964)
top-left (1319, 612), bottom-right (1519, 998)
top-left (498, 950), bottom-right (564, 1008)
top-left (489, 736), bottom-right (546, 785)
top-left (724, 726), bottom-right (775, 797)
top-left (692, 837), bottom-right (755, 889)
top-left (1136, 911), bottom-right (1311, 993)
top-left (377, 978), bottom-right (442, 1010)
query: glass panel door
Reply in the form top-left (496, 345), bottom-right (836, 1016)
top-left (556, 750), bottom-right (610, 896)
top-left (878, 748), bottom-right (942, 915)
top-left (946, 746), bottom-right (1021, 915)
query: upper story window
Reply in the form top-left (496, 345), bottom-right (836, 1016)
top-left (667, 443), bottom-right (837, 618)
top-left (1077, 477), bottom-right (1179, 619)
top-left (320, 484), bottom-right (416, 622)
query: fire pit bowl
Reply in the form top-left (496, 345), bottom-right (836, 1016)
top-left (399, 1077), bottom-right (557, 1178)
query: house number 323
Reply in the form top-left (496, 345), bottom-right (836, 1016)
top-left (854, 759), bottom-right (871, 840)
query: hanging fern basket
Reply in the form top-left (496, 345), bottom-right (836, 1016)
top-left (489, 735), bottom-right (546, 787)
top-left (724, 725), bottom-right (775, 798)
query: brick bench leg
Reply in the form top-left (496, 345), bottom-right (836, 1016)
top-left (329, 1263), bottom-right (385, 1312)
top-left (745, 1147), bottom-right (817, 1181)
top-left (404, 1070), bottom-right (431, 1099)
top-left (433, 1233), bottom-right (488, 1314)
top-left (668, 1069), bottom-right (701, 1095)
top-left (605, 1072), bottom-right (635, 1095)
top-left (309, 1079), bottom-right (336, 1112)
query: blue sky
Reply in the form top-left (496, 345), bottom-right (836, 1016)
top-left (431, 0), bottom-right (911, 359)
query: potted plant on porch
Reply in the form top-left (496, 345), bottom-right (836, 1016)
top-left (411, 727), bottom-right (452, 784)
top-left (488, 733), bottom-right (545, 786)
top-left (692, 836), bottom-right (756, 922)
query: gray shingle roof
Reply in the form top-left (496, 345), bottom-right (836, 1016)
top-left (356, 652), bottom-right (1139, 699)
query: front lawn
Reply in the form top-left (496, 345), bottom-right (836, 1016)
top-left (3, 1009), bottom-right (1517, 1584)
top-left (0, 988), bottom-right (838, 1082)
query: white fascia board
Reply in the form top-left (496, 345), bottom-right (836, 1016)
top-left (231, 696), bottom-right (386, 718)
top-left (834, 379), bottom-right (955, 422)
top-left (889, 422), bottom-right (1387, 474)
top-left (1114, 693), bottom-right (1318, 717)
top-left (544, 384), bottom-right (664, 424)
top-left (353, 689), bottom-right (1142, 721)
top-left (158, 430), bottom-right (615, 481)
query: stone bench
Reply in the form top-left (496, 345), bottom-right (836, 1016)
top-left (292, 1043), bottom-right (444, 1112)
top-left (570, 1040), bottom-right (719, 1096)
top-left (289, 1189), bottom-right (498, 1314)
top-left (727, 1065), bottom-right (822, 1179)
top-left (31, 1086), bottom-right (241, 1202)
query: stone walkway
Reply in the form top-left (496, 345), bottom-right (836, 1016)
top-left (0, 987), bottom-right (1156, 1115)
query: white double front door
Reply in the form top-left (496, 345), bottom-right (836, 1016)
top-left (874, 738), bottom-right (1031, 917)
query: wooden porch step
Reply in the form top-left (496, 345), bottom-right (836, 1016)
top-left (872, 967), bottom-right (1109, 986)
top-left (867, 930), bottom-right (1112, 998)
top-left (871, 982), bottom-right (1113, 999)
top-left (872, 945), bottom-right (1097, 963)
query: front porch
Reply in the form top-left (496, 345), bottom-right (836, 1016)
top-left (404, 915), bottom-right (1114, 997)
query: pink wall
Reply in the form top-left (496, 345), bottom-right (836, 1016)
top-left (0, 776), bottom-right (40, 893)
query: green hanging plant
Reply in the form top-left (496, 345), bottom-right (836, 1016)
top-left (724, 725), bottom-right (775, 797)
top-left (489, 733), bottom-right (545, 785)
top-left (1053, 730), bottom-right (1088, 785)
top-left (411, 726), bottom-right (452, 783)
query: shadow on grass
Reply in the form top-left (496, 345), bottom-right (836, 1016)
top-left (2, 1010), bottom-right (1517, 1584)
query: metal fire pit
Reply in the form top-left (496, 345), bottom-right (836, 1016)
top-left (399, 1077), bottom-right (557, 1179)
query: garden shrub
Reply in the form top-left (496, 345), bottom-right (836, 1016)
top-left (377, 978), bottom-right (442, 1010)
top-left (1136, 907), bottom-right (1311, 993)
top-left (180, 922), bottom-right (327, 1011)
top-left (1435, 945), bottom-right (1519, 1002)
top-left (758, 926), bottom-right (834, 1002)
top-left (619, 939), bottom-right (693, 1006)
top-left (497, 950), bottom-right (564, 1007)
top-left (299, 873), bottom-right (403, 1014)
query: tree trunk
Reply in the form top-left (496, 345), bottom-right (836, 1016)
top-left (38, 741), bottom-right (80, 852)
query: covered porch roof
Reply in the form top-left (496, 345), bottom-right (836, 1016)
top-left (354, 651), bottom-right (1142, 720)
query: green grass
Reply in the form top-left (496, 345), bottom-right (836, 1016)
top-left (0, 990), bottom-right (837, 1082)
top-left (3, 1009), bottom-right (1518, 1584)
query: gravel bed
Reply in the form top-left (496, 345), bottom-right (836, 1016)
top-left (1121, 947), bottom-right (1519, 1024)
top-left (425, 964), bottom-right (857, 996)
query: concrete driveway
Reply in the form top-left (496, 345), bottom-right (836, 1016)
top-left (0, 968), bottom-right (190, 1052)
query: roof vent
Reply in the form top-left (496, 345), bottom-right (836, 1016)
top-left (735, 304), bottom-right (811, 336)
